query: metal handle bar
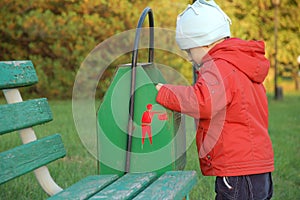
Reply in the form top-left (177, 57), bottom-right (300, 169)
top-left (125, 7), bottom-right (154, 173)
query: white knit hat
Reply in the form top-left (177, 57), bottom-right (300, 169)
top-left (176, 0), bottom-right (232, 50)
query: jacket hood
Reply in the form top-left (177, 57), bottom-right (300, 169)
top-left (204, 38), bottom-right (270, 83)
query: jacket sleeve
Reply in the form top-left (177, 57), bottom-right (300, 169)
top-left (156, 65), bottom-right (229, 120)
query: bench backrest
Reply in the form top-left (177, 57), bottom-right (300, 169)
top-left (0, 61), bottom-right (66, 193)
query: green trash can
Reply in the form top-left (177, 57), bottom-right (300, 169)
top-left (97, 7), bottom-right (186, 176)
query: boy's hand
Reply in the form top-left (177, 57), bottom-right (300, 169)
top-left (155, 83), bottom-right (163, 91)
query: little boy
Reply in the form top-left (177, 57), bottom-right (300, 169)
top-left (156, 0), bottom-right (274, 199)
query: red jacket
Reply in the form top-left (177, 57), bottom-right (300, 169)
top-left (156, 38), bottom-right (274, 176)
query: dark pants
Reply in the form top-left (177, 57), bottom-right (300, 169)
top-left (215, 173), bottom-right (273, 200)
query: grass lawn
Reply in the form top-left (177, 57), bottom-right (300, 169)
top-left (0, 94), bottom-right (299, 199)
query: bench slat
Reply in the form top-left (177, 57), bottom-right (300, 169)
top-left (0, 60), bottom-right (38, 89)
top-left (0, 98), bottom-right (53, 135)
top-left (133, 171), bottom-right (197, 200)
top-left (90, 172), bottom-right (157, 199)
top-left (48, 175), bottom-right (119, 200)
top-left (0, 134), bottom-right (66, 184)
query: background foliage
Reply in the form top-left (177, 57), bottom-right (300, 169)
top-left (0, 0), bottom-right (299, 99)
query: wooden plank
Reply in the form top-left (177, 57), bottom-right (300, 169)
top-left (0, 60), bottom-right (38, 89)
top-left (0, 98), bottom-right (53, 135)
top-left (133, 171), bottom-right (197, 200)
top-left (90, 172), bottom-right (157, 199)
top-left (0, 134), bottom-right (66, 184)
top-left (48, 175), bottom-right (119, 200)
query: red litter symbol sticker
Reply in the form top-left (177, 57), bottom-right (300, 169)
top-left (141, 104), bottom-right (168, 145)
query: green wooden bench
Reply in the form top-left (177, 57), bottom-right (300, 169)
top-left (0, 60), bottom-right (197, 199)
